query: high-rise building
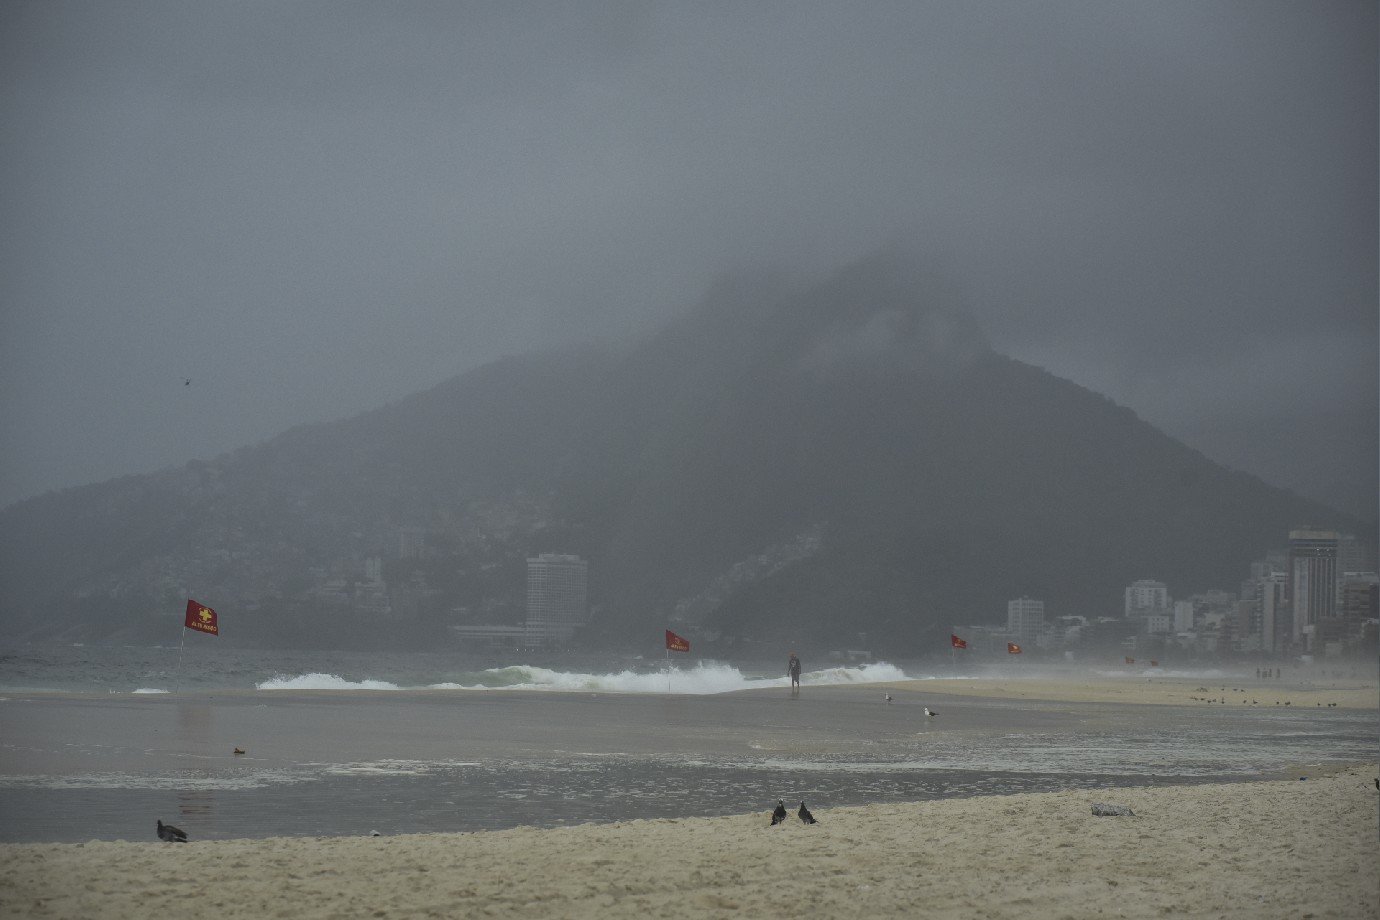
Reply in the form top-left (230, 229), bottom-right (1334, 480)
top-left (398, 527), bottom-right (427, 560)
top-left (1289, 529), bottom-right (1338, 646)
top-left (1340, 573), bottom-right (1379, 639)
top-left (1124, 580), bottom-right (1169, 618)
top-left (1256, 572), bottom-right (1290, 653)
top-left (1006, 597), bottom-right (1045, 643)
top-left (525, 554), bottom-right (589, 642)
top-left (1337, 534), bottom-right (1377, 582)
top-left (1172, 599), bottom-right (1195, 632)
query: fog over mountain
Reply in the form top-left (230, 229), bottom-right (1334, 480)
top-left (0, 257), bottom-right (1361, 651)
top-left (1, 2), bottom-right (1375, 520)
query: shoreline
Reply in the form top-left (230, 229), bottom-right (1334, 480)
top-left (876, 673), bottom-right (1380, 709)
top-left (4, 668), bottom-right (1376, 705)
top-left (2, 765), bottom-right (1375, 919)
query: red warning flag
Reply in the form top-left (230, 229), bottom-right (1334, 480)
top-left (184, 599), bottom-right (219, 636)
top-left (950, 634), bottom-right (968, 650)
top-left (1007, 642), bottom-right (1022, 654)
top-left (665, 630), bottom-right (690, 653)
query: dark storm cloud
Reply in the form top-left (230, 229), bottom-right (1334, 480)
top-left (1, 1), bottom-right (1374, 512)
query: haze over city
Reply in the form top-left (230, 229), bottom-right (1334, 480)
top-left (2, 1), bottom-right (1375, 517)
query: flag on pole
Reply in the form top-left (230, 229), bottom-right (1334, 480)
top-left (950, 634), bottom-right (967, 650)
top-left (665, 630), bottom-right (690, 653)
top-left (1124, 656), bottom-right (1135, 665)
top-left (1007, 642), bottom-right (1022, 654)
top-left (185, 599), bottom-right (219, 636)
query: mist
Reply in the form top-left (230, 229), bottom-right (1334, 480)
top-left (2, 1), bottom-right (1375, 514)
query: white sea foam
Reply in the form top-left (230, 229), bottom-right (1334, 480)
top-left (256, 672), bottom-right (402, 691)
top-left (437, 661), bottom-right (912, 694)
top-left (0, 769), bottom-right (315, 791)
top-left (131, 687), bottom-right (168, 694)
top-left (252, 662), bottom-right (910, 695)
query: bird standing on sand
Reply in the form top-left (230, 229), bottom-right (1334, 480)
top-left (770, 800), bottom-right (788, 825)
top-left (923, 706), bottom-right (937, 717)
top-left (157, 819), bottom-right (188, 843)
top-left (798, 801), bottom-right (818, 824)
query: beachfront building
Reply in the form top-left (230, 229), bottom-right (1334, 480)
top-left (1006, 597), bottom-right (1045, 644)
top-left (1255, 572), bottom-right (1290, 653)
top-left (525, 553), bottom-right (589, 643)
top-left (1124, 580), bottom-right (1169, 618)
top-left (1337, 534), bottom-right (1377, 587)
top-left (398, 526), bottom-right (428, 560)
top-left (1172, 599), bottom-right (1195, 632)
top-left (1339, 573), bottom-right (1379, 643)
top-left (1289, 529), bottom-right (1338, 648)
top-left (1124, 579), bottom-right (1171, 638)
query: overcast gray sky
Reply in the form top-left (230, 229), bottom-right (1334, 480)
top-left (2, 1), bottom-right (1375, 515)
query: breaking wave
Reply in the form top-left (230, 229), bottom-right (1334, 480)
top-left (256, 672), bottom-right (402, 691)
top-left (255, 661), bottom-right (909, 695)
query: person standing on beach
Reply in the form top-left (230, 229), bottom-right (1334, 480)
top-left (788, 651), bottom-right (802, 693)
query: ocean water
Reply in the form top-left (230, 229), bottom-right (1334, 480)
top-left (1, 644), bottom-right (1375, 844)
top-left (0, 643), bottom-right (904, 695)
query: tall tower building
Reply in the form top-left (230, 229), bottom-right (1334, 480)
top-left (1340, 573), bottom-right (1379, 640)
top-left (1289, 529), bottom-right (1338, 646)
top-left (525, 554), bottom-right (589, 642)
top-left (1124, 580), bottom-right (1169, 618)
top-left (1006, 597), bottom-right (1045, 643)
top-left (1337, 533), bottom-right (1377, 581)
top-left (1173, 599), bottom-right (1195, 632)
top-left (398, 527), bottom-right (427, 560)
top-left (1257, 572), bottom-right (1290, 653)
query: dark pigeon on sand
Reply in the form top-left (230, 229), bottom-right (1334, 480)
top-left (157, 819), bottom-right (188, 842)
top-left (770, 800), bottom-right (788, 826)
top-left (798, 801), bottom-right (818, 824)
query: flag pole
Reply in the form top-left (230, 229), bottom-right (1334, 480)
top-left (174, 622), bottom-right (187, 695)
top-left (666, 646), bottom-right (671, 693)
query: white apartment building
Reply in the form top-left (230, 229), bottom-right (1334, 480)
top-left (525, 553), bottom-right (589, 642)
top-left (1124, 580), bottom-right (1169, 618)
top-left (1007, 597), bottom-right (1045, 643)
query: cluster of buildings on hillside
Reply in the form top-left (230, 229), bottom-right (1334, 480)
top-left (298, 522), bottom-right (1376, 657)
top-left (958, 529), bottom-right (1378, 659)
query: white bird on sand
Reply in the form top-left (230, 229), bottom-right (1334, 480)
top-left (923, 706), bottom-right (937, 717)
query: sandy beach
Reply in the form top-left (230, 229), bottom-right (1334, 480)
top-left (2, 763), bottom-right (1375, 919)
top-left (878, 671), bottom-right (1380, 709)
top-left (2, 669), bottom-right (1377, 917)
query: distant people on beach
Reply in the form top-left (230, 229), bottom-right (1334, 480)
top-left (788, 652), bottom-right (801, 692)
